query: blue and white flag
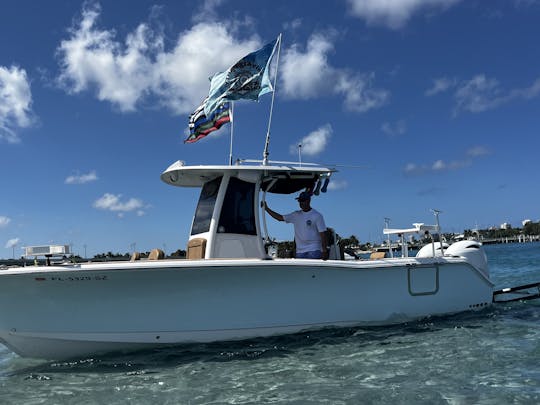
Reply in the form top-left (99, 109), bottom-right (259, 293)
top-left (204, 37), bottom-right (279, 116)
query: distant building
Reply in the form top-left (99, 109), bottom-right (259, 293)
top-left (522, 219), bottom-right (532, 226)
top-left (500, 222), bottom-right (511, 230)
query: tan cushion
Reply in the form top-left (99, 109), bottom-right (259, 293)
top-left (148, 248), bottom-right (165, 260)
top-left (370, 251), bottom-right (386, 260)
top-left (187, 238), bottom-right (206, 260)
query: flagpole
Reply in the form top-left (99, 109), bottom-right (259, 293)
top-left (228, 102), bottom-right (235, 165)
top-left (262, 33), bottom-right (282, 165)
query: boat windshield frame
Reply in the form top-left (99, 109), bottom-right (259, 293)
top-left (191, 176), bottom-right (222, 235)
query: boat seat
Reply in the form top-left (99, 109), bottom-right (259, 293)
top-left (187, 238), bottom-right (206, 259)
top-left (130, 251), bottom-right (141, 261)
top-left (370, 251), bottom-right (386, 260)
top-left (148, 248), bottom-right (165, 260)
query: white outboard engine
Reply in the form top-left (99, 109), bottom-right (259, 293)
top-left (416, 242), bottom-right (449, 258)
top-left (444, 240), bottom-right (489, 278)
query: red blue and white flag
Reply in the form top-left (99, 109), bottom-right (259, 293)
top-left (185, 99), bottom-right (231, 143)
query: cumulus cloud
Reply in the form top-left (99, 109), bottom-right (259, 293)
top-left (56, 5), bottom-right (390, 117)
top-left (93, 193), bottom-right (146, 216)
top-left (5, 237), bottom-right (20, 249)
top-left (290, 124), bottom-right (333, 156)
top-left (346, 0), bottom-right (462, 29)
top-left (427, 74), bottom-right (540, 114)
top-left (65, 170), bottom-right (98, 184)
top-left (56, 3), bottom-right (262, 114)
top-left (281, 33), bottom-right (389, 113)
top-left (0, 216), bottom-right (11, 228)
top-left (0, 65), bottom-right (34, 143)
top-left (403, 145), bottom-right (489, 175)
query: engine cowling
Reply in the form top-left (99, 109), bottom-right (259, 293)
top-left (416, 242), bottom-right (449, 257)
top-left (444, 240), bottom-right (489, 277)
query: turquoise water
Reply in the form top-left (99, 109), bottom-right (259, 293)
top-left (1, 243), bottom-right (539, 404)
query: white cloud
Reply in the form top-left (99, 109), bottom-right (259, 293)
top-left (466, 146), bottom-right (490, 157)
top-left (5, 237), bottom-right (20, 249)
top-left (65, 170), bottom-right (98, 184)
top-left (327, 179), bottom-right (348, 191)
top-left (404, 145), bottom-right (490, 175)
top-left (281, 34), bottom-right (335, 99)
top-left (432, 159), bottom-right (447, 170)
top-left (281, 33), bottom-right (388, 113)
top-left (56, 3), bottom-right (262, 115)
top-left (191, 0), bottom-right (226, 23)
top-left (405, 158), bottom-right (470, 175)
top-left (290, 124), bottom-right (333, 156)
top-left (381, 120), bottom-right (406, 136)
top-left (335, 72), bottom-right (390, 113)
top-left (425, 77), bottom-right (457, 96)
top-left (448, 75), bottom-right (540, 114)
top-left (57, 6), bottom-right (390, 117)
top-left (93, 193), bottom-right (146, 216)
top-left (427, 74), bottom-right (540, 114)
top-left (0, 65), bottom-right (34, 143)
top-left (454, 75), bottom-right (503, 113)
top-left (346, 0), bottom-right (462, 29)
top-left (0, 216), bottom-right (11, 228)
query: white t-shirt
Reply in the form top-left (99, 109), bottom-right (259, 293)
top-left (283, 208), bottom-right (326, 253)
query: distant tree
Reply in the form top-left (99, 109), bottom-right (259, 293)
top-left (171, 249), bottom-right (187, 258)
top-left (523, 221), bottom-right (540, 235)
top-left (339, 235), bottom-right (360, 250)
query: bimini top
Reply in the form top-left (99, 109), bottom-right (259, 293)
top-left (160, 160), bottom-right (336, 195)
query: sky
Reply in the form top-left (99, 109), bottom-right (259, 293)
top-left (1, 0), bottom-right (540, 258)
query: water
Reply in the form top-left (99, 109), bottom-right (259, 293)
top-left (1, 243), bottom-right (539, 404)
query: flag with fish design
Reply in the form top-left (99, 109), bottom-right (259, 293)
top-left (204, 37), bottom-right (279, 116)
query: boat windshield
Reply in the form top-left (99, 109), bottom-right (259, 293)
top-left (218, 177), bottom-right (256, 235)
top-left (191, 177), bottom-right (222, 235)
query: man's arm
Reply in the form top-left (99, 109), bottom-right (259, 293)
top-left (262, 201), bottom-right (284, 222)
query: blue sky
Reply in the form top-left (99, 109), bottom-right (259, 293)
top-left (1, 0), bottom-right (540, 258)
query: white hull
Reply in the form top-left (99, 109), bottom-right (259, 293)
top-left (0, 257), bottom-right (493, 359)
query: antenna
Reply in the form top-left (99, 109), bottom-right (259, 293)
top-left (430, 209), bottom-right (444, 254)
top-left (298, 143), bottom-right (302, 165)
top-left (262, 34), bottom-right (282, 165)
top-left (384, 217), bottom-right (393, 258)
top-left (228, 102), bottom-right (235, 165)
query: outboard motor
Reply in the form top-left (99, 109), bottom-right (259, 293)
top-left (416, 242), bottom-right (449, 258)
top-left (444, 240), bottom-right (489, 278)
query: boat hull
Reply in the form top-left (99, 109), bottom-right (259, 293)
top-left (0, 257), bottom-right (493, 359)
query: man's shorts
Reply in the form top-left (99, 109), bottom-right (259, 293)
top-left (296, 250), bottom-right (322, 259)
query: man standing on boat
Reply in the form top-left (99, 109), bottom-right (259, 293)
top-left (263, 192), bottom-right (328, 260)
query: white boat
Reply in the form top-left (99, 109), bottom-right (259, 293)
top-left (0, 160), bottom-right (494, 360)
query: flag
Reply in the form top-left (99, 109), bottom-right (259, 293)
top-left (204, 37), bottom-right (279, 116)
top-left (185, 99), bottom-right (231, 143)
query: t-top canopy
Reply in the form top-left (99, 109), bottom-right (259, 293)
top-left (161, 160), bottom-right (336, 195)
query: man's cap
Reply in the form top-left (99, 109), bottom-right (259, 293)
top-left (295, 191), bottom-right (311, 201)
